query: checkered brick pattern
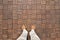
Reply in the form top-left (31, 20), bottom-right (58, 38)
top-left (0, 0), bottom-right (60, 40)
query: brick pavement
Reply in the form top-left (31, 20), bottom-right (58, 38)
top-left (0, 0), bottom-right (60, 40)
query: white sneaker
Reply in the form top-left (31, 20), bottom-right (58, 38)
top-left (17, 29), bottom-right (28, 40)
top-left (29, 29), bottom-right (40, 40)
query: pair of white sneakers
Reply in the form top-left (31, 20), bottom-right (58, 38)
top-left (17, 25), bottom-right (40, 40)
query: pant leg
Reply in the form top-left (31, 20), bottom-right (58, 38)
top-left (29, 29), bottom-right (40, 40)
top-left (17, 29), bottom-right (28, 40)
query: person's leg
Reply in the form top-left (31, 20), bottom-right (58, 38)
top-left (17, 25), bottom-right (28, 40)
top-left (29, 25), bottom-right (40, 40)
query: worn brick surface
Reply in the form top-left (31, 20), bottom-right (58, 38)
top-left (0, 0), bottom-right (60, 40)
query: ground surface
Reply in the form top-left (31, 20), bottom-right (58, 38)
top-left (0, 0), bottom-right (60, 40)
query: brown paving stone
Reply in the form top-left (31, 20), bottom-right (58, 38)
top-left (3, 0), bottom-right (8, 4)
top-left (0, 39), bottom-right (3, 40)
top-left (0, 5), bottom-right (3, 9)
top-left (0, 0), bottom-right (3, 4)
